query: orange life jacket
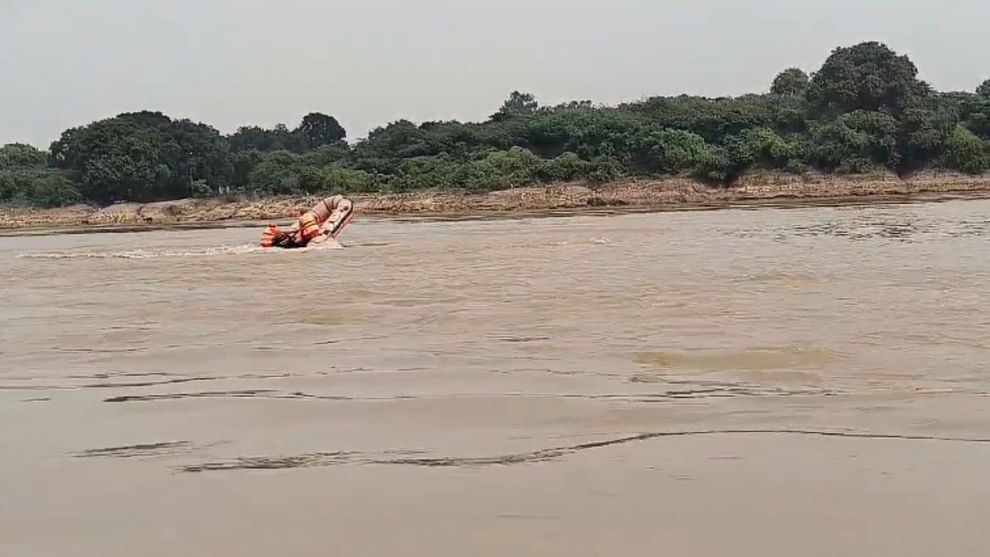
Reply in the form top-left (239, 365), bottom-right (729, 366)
top-left (297, 211), bottom-right (322, 242)
top-left (260, 224), bottom-right (280, 247)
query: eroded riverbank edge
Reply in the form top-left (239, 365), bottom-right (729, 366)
top-left (3, 171), bottom-right (989, 236)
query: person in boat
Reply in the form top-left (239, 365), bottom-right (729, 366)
top-left (261, 195), bottom-right (354, 249)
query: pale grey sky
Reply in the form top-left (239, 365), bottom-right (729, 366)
top-left (2, 0), bottom-right (988, 148)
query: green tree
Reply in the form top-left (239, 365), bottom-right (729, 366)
top-left (896, 105), bottom-right (958, 173)
top-left (631, 129), bottom-right (713, 174)
top-left (0, 168), bottom-right (81, 207)
top-left (170, 118), bottom-right (234, 195)
top-left (247, 150), bottom-right (304, 194)
top-left (977, 79), bottom-right (990, 99)
top-left (771, 68), bottom-right (809, 96)
top-left (395, 156), bottom-right (461, 191)
top-left (839, 110), bottom-right (900, 167)
top-left (942, 126), bottom-right (989, 174)
top-left (587, 155), bottom-right (623, 184)
top-left (0, 143), bottom-right (48, 169)
top-left (735, 128), bottom-right (802, 169)
top-left (964, 103), bottom-right (990, 140)
top-left (481, 146), bottom-right (541, 186)
top-left (296, 112), bottom-right (346, 147)
top-left (49, 111), bottom-right (232, 202)
top-left (298, 164), bottom-right (370, 194)
top-left (355, 120), bottom-right (435, 165)
top-left (537, 152), bottom-right (588, 182)
top-left (231, 150), bottom-right (266, 190)
top-left (229, 125), bottom-right (285, 152)
top-left (623, 95), bottom-right (776, 144)
top-left (490, 91), bottom-right (540, 122)
top-left (229, 124), bottom-right (308, 153)
top-left (804, 121), bottom-right (872, 172)
top-left (807, 41), bottom-right (927, 114)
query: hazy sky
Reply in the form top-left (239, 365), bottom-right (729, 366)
top-left (2, 0), bottom-right (988, 148)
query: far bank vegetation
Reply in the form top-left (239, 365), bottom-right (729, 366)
top-left (2, 41), bottom-right (989, 209)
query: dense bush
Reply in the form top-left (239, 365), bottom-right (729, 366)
top-left (0, 169), bottom-right (81, 208)
top-left (3, 41), bottom-right (989, 208)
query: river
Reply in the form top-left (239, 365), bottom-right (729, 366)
top-left (2, 199), bottom-right (990, 556)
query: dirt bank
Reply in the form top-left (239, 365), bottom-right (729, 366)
top-left (2, 170), bottom-right (989, 231)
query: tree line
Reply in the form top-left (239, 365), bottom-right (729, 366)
top-left (3, 41), bottom-right (990, 208)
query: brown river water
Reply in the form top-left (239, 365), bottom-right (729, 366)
top-left (2, 199), bottom-right (990, 556)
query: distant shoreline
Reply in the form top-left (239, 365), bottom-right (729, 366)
top-left (3, 171), bottom-right (989, 235)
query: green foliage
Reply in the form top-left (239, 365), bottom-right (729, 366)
top-left (297, 112), bottom-right (346, 146)
top-left (0, 143), bottom-right (48, 169)
top-left (962, 99), bottom-right (990, 140)
top-left (0, 169), bottom-right (81, 207)
top-left (631, 128), bottom-right (713, 174)
top-left (231, 150), bottom-right (266, 189)
top-left (49, 111), bottom-right (232, 203)
top-left (5, 40), bottom-right (990, 209)
top-left (896, 104), bottom-right (959, 173)
top-left (587, 156), bottom-right (623, 184)
top-left (771, 68), bottom-right (809, 96)
top-left (299, 165), bottom-right (371, 194)
top-left (739, 128), bottom-right (801, 167)
top-left (805, 121), bottom-right (874, 172)
top-left (483, 147), bottom-right (541, 185)
top-left (395, 156), bottom-right (462, 191)
top-left (838, 110), bottom-right (900, 167)
top-left (695, 146), bottom-right (734, 183)
top-left (458, 147), bottom-right (542, 191)
top-left (228, 112), bottom-right (346, 154)
top-left (243, 149), bottom-right (372, 195)
top-left (190, 179), bottom-right (213, 198)
top-left (490, 91), bottom-right (539, 122)
top-left (229, 125), bottom-right (295, 152)
top-left (941, 126), bottom-right (990, 174)
top-left (246, 151), bottom-right (305, 195)
top-left (807, 41), bottom-right (927, 114)
top-left (538, 152), bottom-right (588, 182)
top-left (623, 95), bottom-right (775, 144)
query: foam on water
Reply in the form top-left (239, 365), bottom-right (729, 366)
top-left (16, 244), bottom-right (262, 259)
top-left (15, 242), bottom-right (343, 260)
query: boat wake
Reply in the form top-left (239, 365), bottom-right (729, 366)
top-left (18, 244), bottom-right (266, 260)
top-left (17, 240), bottom-right (345, 260)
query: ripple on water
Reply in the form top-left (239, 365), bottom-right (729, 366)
top-left (633, 344), bottom-right (846, 372)
top-left (734, 271), bottom-right (828, 287)
top-left (299, 313), bottom-right (352, 326)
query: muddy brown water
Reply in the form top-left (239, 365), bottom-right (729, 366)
top-left (2, 200), bottom-right (990, 556)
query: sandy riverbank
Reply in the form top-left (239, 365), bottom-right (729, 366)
top-left (3, 170), bottom-right (989, 231)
